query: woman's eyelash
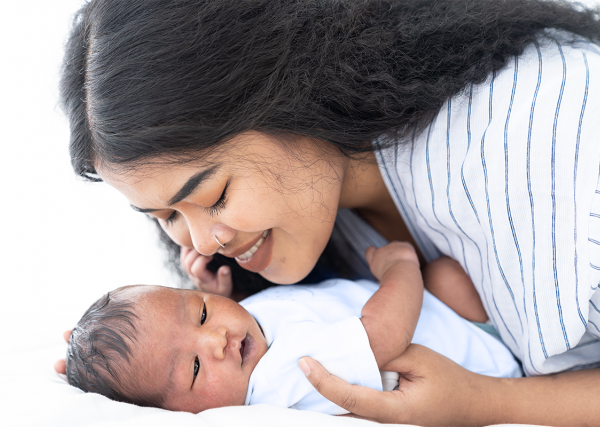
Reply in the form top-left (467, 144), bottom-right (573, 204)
top-left (204, 182), bottom-right (229, 217)
top-left (164, 181), bottom-right (228, 224)
top-left (165, 210), bottom-right (177, 225)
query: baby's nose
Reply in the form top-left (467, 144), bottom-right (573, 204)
top-left (205, 327), bottom-right (228, 360)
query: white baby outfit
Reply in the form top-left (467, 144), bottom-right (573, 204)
top-left (241, 279), bottom-right (521, 414)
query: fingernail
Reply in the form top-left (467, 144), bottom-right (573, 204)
top-left (221, 267), bottom-right (230, 275)
top-left (298, 358), bottom-right (311, 375)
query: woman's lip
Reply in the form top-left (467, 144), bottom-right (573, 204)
top-left (235, 229), bottom-right (273, 273)
top-left (226, 231), bottom-right (267, 258)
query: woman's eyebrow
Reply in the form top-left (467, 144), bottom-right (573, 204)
top-left (129, 166), bottom-right (219, 213)
top-left (167, 166), bottom-right (219, 206)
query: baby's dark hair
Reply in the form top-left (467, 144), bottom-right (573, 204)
top-left (65, 286), bottom-right (164, 408)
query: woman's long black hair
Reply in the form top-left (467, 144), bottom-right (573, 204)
top-left (60, 0), bottom-right (600, 291)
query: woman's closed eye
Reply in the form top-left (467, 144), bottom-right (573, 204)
top-left (164, 182), bottom-right (228, 226)
top-left (165, 210), bottom-right (178, 226)
top-left (204, 182), bottom-right (229, 217)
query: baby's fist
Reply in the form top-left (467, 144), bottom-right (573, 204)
top-left (366, 241), bottom-right (419, 280)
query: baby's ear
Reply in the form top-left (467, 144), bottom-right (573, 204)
top-left (54, 359), bottom-right (67, 375)
top-left (63, 329), bottom-right (72, 343)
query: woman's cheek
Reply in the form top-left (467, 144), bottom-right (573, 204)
top-left (163, 220), bottom-right (193, 248)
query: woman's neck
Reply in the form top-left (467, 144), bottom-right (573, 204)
top-left (339, 152), bottom-right (424, 264)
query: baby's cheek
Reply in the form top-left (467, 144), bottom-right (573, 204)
top-left (202, 372), bottom-right (248, 409)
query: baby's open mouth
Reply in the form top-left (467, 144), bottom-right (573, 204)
top-left (240, 334), bottom-right (253, 365)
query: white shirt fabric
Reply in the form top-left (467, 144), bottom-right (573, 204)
top-left (241, 279), bottom-right (521, 414)
top-left (334, 36), bottom-right (600, 376)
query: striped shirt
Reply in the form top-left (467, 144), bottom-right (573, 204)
top-left (334, 37), bottom-right (600, 375)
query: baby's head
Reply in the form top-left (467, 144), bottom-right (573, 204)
top-left (66, 285), bottom-right (268, 413)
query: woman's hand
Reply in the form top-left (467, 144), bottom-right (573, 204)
top-left (180, 246), bottom-right (233, 297)
top-left (299, 344), bottom-right (495, 426)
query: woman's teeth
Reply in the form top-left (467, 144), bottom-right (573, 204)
top-left (237, 230), bottom-right (269, 260)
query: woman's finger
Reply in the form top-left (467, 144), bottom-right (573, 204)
top-left (63, 329), bottom-right (72, 343)
top-left (298, 357), bottom-right (399, 420)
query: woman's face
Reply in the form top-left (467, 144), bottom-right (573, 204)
top-left (98, 132), bottom-right (348, 284)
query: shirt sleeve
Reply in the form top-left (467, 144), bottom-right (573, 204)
top-left (245, 316), bottom-right (382, 415)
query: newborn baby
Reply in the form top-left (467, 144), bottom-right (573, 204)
top-left (65, 243), bottom-right (521, 414)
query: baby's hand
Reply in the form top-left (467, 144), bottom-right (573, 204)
top-left (181, 247), bottom-right (233, 297)
top-left (54, 329), bottom-right (72, 375)
top-left (366, 241), bottom-right (420, 281)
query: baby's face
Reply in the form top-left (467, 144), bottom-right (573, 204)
top-left (129, 286), bottom-right (268, 413)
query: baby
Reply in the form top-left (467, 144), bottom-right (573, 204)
top-left (65, 242), bottom-right (520, 414)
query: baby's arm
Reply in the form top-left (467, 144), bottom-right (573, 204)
top-left (360, 242), bottom-right (423, 369)
top-left (423, 256), bottom-right (488, 323)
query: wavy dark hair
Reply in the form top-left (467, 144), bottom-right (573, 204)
top-left (65, 287), bottom-right (164, 408)
top-left (60, 0), bottom-right (600, 287)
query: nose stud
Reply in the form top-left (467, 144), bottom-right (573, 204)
top-left (215, 235), bottom-right (226, 249)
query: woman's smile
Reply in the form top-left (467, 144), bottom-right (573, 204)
top-left (235, 230), bottom-right (269, 261)
top-left (234, 230), bottom-right (273, 273)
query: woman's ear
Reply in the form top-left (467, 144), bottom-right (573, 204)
top-left (63, 329), bottom-right (72, 343)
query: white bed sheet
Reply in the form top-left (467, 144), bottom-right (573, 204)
top-left (0, 343), bottom-right (545, 427)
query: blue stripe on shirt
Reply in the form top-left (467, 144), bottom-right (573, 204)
top-left (503, 56), bottom-right (526, 340)
top-left (460, 84), bottom-right (493, 318)
top-left (410, 125), bottom-right (450, 256)
top-left (573, 51), bottom-right (591, 328)
top-left (425, 122), bottom-right (454, 255)
top-left (527, 42), bottom-right (547, 367)
top-left (480, 72), bottom-right (518, 346)
top-left (445, 100), bottom-right (471, 277)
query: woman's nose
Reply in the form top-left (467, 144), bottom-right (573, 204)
top-left (188, 221), bottom-right (234, 256)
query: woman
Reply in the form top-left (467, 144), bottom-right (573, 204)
top-left (60, 0), bottom-right (600, 424)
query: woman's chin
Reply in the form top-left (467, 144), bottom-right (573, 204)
top-left (257, 263), bottom-right (314, 285)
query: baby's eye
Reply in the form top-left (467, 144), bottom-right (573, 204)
top-left (194, 356), bottom-right (199, 379)
top-left (201, 304), bottom-right (207, 325)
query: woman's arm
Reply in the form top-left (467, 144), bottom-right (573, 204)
top-left (299, 344), bottom-right (600, 426)
top-left (361, 242), bottom-right (423, 368)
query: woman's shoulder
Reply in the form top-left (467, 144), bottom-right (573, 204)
top-left (522, 32), bottom-right (600, 76)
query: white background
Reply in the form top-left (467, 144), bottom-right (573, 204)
top-left (0, 0), bottom-right (176, 361)
top-left (1, 0), bottom-right (599, 365)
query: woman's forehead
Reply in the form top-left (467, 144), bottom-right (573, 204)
top-left (97, 159), bottom-right (220, 208)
